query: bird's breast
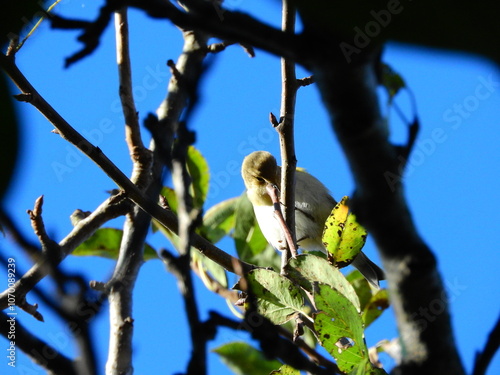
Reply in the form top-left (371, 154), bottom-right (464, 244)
top-left (253, 204), bottom-right (326, 253)
top-left (253, 205), bottom-right (287, 250)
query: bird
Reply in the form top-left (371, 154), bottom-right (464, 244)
top-left (241, 150), bottom-right (385, 287)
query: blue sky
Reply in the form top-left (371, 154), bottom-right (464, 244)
top-left (1, 1), bottom-right (500, 374)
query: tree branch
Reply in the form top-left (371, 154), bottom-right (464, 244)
top-left (160, 23), bottom-right (209, 374)
top-left (105, 206), bottom-right (150, 375)
top-left (275, 0), bottom-right (298, 273)
top-left (115, 8), bottom-right (153, 188)
top-left (472, 313), bottom-right (500, 375)
top-left (50, 0), bottom-right (301, 68)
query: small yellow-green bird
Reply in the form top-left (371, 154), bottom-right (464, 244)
top-left (241, 151), bottom-right (384, 287)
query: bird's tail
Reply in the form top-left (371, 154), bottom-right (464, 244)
top-left (351, 251), bottom-right (385, 288)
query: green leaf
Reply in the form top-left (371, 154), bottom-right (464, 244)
top-left (73, 228), bottom-right (158, 261)
top-left (213, 341), bottom-right (282, 375)
top-left (348, 358), bottom-right (389, 375)
top-left (313, 284), bottom-right (367, 373)
top-left (346, 271), bottom-right (389, 328)
top-left (234, 269), bottom-right (304, 325)
top-left (198, 197), bottom-right (238, 244)
top-left (186, 145), bottom-right (210, 208)
top-left (362, 289), bottom-right (389, 328)
top-left (322, 196), bottom-right (349, 254)
top-left (233, 193), bottom-right (269, 264)
top-left (346, 271), bottom-right (373, 311)
top-left (270, 364), bottom-right (300, 374)
top-left (286, 254), bottom-right (360, 312)
top-left (323, 197), bottom-right (368, 268)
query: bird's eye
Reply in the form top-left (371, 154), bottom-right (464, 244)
top-left (256, 177), bottom-right (265, 183)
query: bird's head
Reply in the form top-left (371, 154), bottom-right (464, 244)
top-left (241, 151), bottom-right (280, 206)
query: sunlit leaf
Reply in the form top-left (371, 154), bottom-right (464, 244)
top-left (323, 196), bottom-right (368, 268)
top-left (362, 289), bottom-right (389, 328)
top-left (322, 196), bottom-right (349, 254)
top-left (73, 228), bottom-right (158, 261)
top-left (186, 145), bottom-right (210, 208)
top-left (335, 213), bottom-right (368, 266)
top-left (286, 254), bottom-right (360, 312)
top-left (234, 269), bottom-right (304, 325)
top-left (346, 271), bottom-right (373, 311)
top-left (213, 341), bottom-right (282, 375)
top-left (313, 284), bottom-right (366, 373)
top-left (347, 271), bottom-right (389, 328)
top-left (270, 364), bottom-right (300, 374)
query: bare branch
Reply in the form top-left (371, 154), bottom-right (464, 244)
top-left (49, 0), bottom-right (300, 67)
top-left (472, 313), bottom-right (500, 375)
top-left (115, 8), bottom-right (153, 190)
top-left (297, 75), bottom-right (315, 87)
top-left (161, 24), bottom-right (209, 374)
top-left (105, 206), bottom-right (150, 375)
top-left (26, 196), bottom-right (52, 253)
top-left (276, 0), bottom-right (298, 273)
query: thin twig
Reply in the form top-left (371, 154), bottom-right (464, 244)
top-left (472, 313), bottom-right (500, 375)
top-left (297, 75), bottom-right (315, 87)
top-left (105, 9), bottom-right (163, 373)
top-left (167, 24), bottom-right (209, 374)
top-left (105, 206), bottom-right (150, 375)
top-left (275, 0), bottom-right (298, 274)
top-left (115, 8), bottom-right (155, 179)
top-left (115, 8), bottom-right (153, 190)
top-left (115, 8), bottom-right (142, 149)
